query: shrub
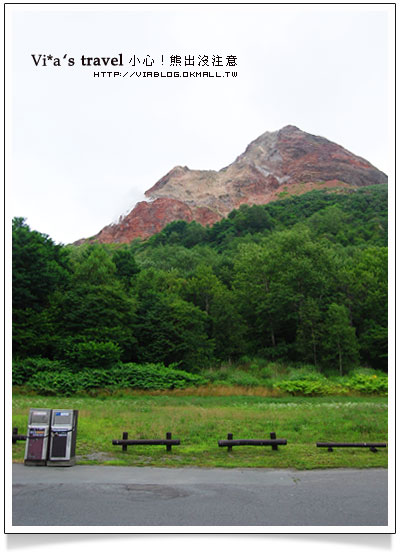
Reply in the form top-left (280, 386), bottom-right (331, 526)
top-left (273, 378), bottom-right (345, 396)
top-left (26, 370), bottom-right (79, 396)
top-left (26, 362), bottom-right (206, 394)
top-left (238, 355), bottom-right (252, 366)
top-left (75, 368), bottom-right (118, 392)
top-left (227, 370), bottom-right (261, 387)
top-left (261, 361), bottom-right (289, 377)
top-left (63, 340), bottom-right (122, 369)
top-left (344, 373), bottom-right (388, 395)
top-left (273, 379), bottom-right (326, 396)
top-left (201, 366), bottom-right (231, 383)
top-left (109, 363), bottom-right (206, 390)
top-left (287, 368), bottom-right (326, 382)
top-left (12, 357), bottom-right (69, 386)
top-left (248, 363), bottom-right (260, 376)
top-left (258, 367), bottom-right (274, 379)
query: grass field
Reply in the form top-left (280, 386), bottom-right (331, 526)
top-left (12, 391), bottom-right (388, 470)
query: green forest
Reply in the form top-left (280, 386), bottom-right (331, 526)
top-left (12, 184), bottom-right (388, 395)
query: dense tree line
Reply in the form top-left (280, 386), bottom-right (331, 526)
top-left (12, 185), bottom-right (388, 377)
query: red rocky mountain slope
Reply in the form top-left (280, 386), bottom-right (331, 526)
top-left (77, 125), bottom-right (387, 244)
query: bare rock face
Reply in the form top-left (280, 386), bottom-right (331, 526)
top-left (92, 198), bottom-right (220, 244)
top-left (80, 125), bottom-right (387, 244)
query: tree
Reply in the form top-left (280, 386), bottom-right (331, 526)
top-left (48, 282), bottom-right (138, 362)
top-left (346, 246), bottom-right (387, 370)
top-left (321, 303), bottom-right (359, 374)
top-left (296, 297), bottom-right (324, 367)
top-left (71, 244), bottom-right (117, 285)
top-left (184, 265), bottom-right (246, 361)
top-left (231, 204), bottom-right (273, 234)
top-left (12, 218), bottom-right (69, 357)
top-left (12, 217), bottom-right (68, 312)
top-left (134, 292), bottom-right (213, 372)
top-left (358, 322), bottom-right (388, 372)
top-left (47, 246), bottom-right (137, 361)
top-left (233, 228), bottom-right (338, 359)
top-left (112, 247), bottom-right (140, 288)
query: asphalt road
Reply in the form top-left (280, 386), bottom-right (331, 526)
top-left (12, 464), bottom-right (387, 527)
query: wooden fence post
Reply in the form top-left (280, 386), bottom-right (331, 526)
top-left (122, 432), bottom-right (128, 452)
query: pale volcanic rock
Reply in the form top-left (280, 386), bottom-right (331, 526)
top-left (78, 125), bottom-right (387, 244)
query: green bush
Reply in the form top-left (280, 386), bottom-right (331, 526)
top-left (274, 368), bottom-right (388, 396)
top-left (260, 361), bottom-right (289, 377)
top-left (227, 370), bottom-right (261, 387)
top-left (201, 366), bottom-right (231, 383)
top-left (75, 368), bottom-right (118, 392)
top-left (344, 373), bottom-right (388, 394)
top-left (287, 367), bottom-right (326, 381)
top-left (248, 363), bottom-right (260, 376)
top-left (63, 340), bottom-right (122, 369)
top-left (12, 357), bottom-right (69, 386)
top-left (273, 378), bottom-right (342, 396)
top-left (24, 362), bottom-right (206, 394)
top-left (26, 370), bottom-right (79, 396)
top-left (258, 367), bottom-right (273, 379)
top-left (238, 355), bottom-right (252, 366)
top-left (109, 363), bottom-right (206, 390)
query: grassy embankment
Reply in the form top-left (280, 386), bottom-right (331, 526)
top-left (12, 391), bottom-right (388, 470)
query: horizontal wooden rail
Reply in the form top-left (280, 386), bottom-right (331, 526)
top-left (218, 432), bottom-right (287, 451)
top-left (112, 432), bottom-right (180, 452)
top-left (12, 427), bottom-right (27, 444)
top-left (218, 439), bottom-right (288, 447)
top-left (316, 442), bottom-right (387, 453)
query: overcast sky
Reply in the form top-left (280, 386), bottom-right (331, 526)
top-left (7, 4), bottom-right (394, 245)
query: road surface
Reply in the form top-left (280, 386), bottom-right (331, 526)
top-left (12, 464), bottom-right (387, 527)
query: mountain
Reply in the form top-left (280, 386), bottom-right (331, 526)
top-left (77, 125), bottom-right (387, 244)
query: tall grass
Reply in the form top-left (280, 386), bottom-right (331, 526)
top-left (12, 393), bottom-right (388, 470)
top-left (199, 361), bottom-right (387, 396)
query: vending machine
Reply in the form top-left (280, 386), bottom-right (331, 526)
top-left (47, 409), bottom-right (78, 466)
top-left (24, 408), bottom-right (52, 466)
